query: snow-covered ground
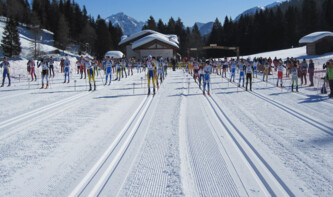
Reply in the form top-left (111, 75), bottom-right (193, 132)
top-left (0, 46), bottom-right (332, 197)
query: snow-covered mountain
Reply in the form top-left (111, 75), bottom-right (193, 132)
top-left (104, 1), bottom-right (284, 36)
top-left (234, 1), bottom-right (284, 21)
top-left (105, 12), bottom-right (145, 36)
top-left (192, 22), bottom-right (214, 36)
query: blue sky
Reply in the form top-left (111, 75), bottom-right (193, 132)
top-left (33, 0), bottom-right (279, 26)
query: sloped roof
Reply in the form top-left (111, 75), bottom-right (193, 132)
top-left (119, 30), bottom-right (158, 46)
top-left (105, 51), bottom-right (124, 58)
top-left (299, 31), bottom-right (333, 44)
top-left (132, 33), bottom-right (179, 50)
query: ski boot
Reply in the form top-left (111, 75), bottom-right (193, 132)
top-left (94, 82), bottom-right (96, 91)
top-left (40, 84), bottom-right (44, 89)
top-left (203, 91), bottom-right (206, 96)
top-left (68, 80), bottom-right (70, 83)
top-left (207, 91), bottom-right (210, 96)
top-left (153, 88), bottom-right (156, 95)
top-left (291, 84), bottom-right (294, 92)
top-left (7, 84), bottom-right (10, 87)
top-left (148, 88), bottom-right (150, 95)
top-left (104, 81), bottom-right (107, 86)
top-left (89, 83), bottom-right (92, 91)
top-left (296, 85), bottom-right (298, 92)
top-left (64, 80), bottom-right (66, 83)
top-left (45, 82), bottom-right (49, 89)
top-left (108, 81), bottom-right (111, 86)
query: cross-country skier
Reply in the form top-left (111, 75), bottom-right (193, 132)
top-left (193, 59), bottom-right (200, 82)
top-left (104, 56), bottom-right (112, 85)
top-left (276, 60), bottom-right (286, 87)
top-left (121, 58), bottom-right (127, 78)
top-left (222, 59), bottom-right (228, 78)
top-left (85, 57), bottom-right (96, 91)
top-left (137, 60), bottom-right (142, 73)
top-left (76, 58), bottom-right (81, 74)
top-left (253, 58), bottom-right (259, 78)
top-left (152, 56), bottom-right (159, 89)
top-left (163, 59), bottom-right (168, 76)
top-left (79, 56), bottom-right (86, 79)
top-left (157, 58), bottom-right (164, 83)
top-left (128, 58), bottom-right (134, 76)
top-left (27, 58), bottom-right (37, 81)
top-left (245, 60), bottom-right (253, 91)
top-left (230, 59), bottom-right (237, 82)
top-left (216, 59), bottom-right (222, 75)
top-left (92, 58), bottom-right (98, 77)
top-left (146, 55), bottom-right (156, 95)
top-left (49, 56), bottom-right (55, 78)
top-left (0, 57), bottom-right (11, 87)
top-left (203, 60), bottom-right (213, 95)
top-left (38, 58), bottom-right (49, 89)
top-left (198, 61), bottom-right (205, 89)
top-left (64, 56), bottom-right (70, 83)
top-left (263, 61), bottom-right (269, 82)
top-left (290, 63), bottom-right (299, 92)
top-left (238, 60), bottom-right (246, 88)
top-left (115, 59), bottom-right (121, 81)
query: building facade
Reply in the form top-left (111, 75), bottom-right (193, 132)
top-left (119, 30), bottom-right (179, 60)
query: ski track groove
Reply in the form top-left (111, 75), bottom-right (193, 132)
top-left (118, 73), bottom-right (184, 197)
top-left (181, 74), bottom-right (240, 197)
top-left (248, 91), bottom-right (333, 136)
top-left (212, 79), bottom-right (333, 196)
top-left (69, 94), bottom-right (153, 197)
top-left (187, 72), bottom-right (294, 196)
top-left (204, 94), bottom-right (294, 197)
top-left (214, 74), bottom-right (333, 136)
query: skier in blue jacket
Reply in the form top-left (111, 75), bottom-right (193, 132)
top-left (0, 57), bottom-right (11, 87)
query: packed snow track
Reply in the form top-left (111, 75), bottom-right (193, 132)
top-left (0, 69), bottom-right (332, 197)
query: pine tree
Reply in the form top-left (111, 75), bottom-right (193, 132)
top-left (157, 19), bottom-right (166, 33)
top-left (167, 17), bottom-right (176, 34)
top-left (323, 0), bottom-right (333, 31)
top-left (54, 14), bottom-right (70, 51)
top-left (79, 23), bottom-right (96, 54)
top-left (143, 16), bottom-right (157, 31)
top-left (1, 18), bottom-right (21, 57)
top-left (301, 0), bottom-right (318, 35)
top-left (94, 18), bottom-right (112, 59)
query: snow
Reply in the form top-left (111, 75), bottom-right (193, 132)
top-left (118, 29), bottom-right (157, 45)
top-left (299, 31), bottom-right (333, 44)
top-left (0, 46), bottom-right (332, 196)
top-left (132, 33), bottom-right (179, 50)
top-left (104, 51), bottom-right (124, 58)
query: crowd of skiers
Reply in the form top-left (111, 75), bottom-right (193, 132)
top-left (184, 57), bottom-right (333, 98)
top-left (1, 55), bottom-right (333, 98)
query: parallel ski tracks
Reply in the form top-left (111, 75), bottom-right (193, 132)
top-left (215, 75), bottom-right (333, 136)
top-left (204, 93), bottom-right (296, 197)
top-left (0, 73), bottom-right (144, 139)
top-left (69, 95), bottom-right (154, 197)
top-left (0, 90), bottom-right (92, 139)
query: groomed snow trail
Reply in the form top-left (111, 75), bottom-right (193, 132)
top-left (0, 69), bottom-right (332, 196)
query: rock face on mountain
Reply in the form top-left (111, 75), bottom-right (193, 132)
top-left (105, 12), bottom-right (145, 36)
